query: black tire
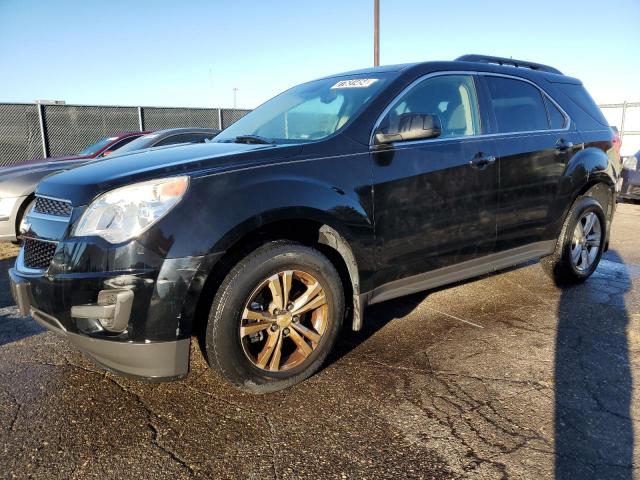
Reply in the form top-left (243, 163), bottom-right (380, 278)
top-left (542, 196), bottom-right (607, 285)
top-left (205, 241), bottom-right (344, 393)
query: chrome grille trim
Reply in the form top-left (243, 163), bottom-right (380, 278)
top-left (34, 196), bottom-right (72, 217)
top-left (22, 238), bottom-right (58, 270)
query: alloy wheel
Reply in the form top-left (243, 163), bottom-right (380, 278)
top-left (240, 270), bottom-right (329, 372)
top-left (570, 211), bottom-right (602, 272)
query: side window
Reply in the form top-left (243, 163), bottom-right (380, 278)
top-left (154, 133), bottom-right (206, 147)
top-left (379, 74), bottom-right (481, 139)
top-left (484, 76), bottom-right (549, 133)
top-left (544, 96), bottom-right (566, 129)
top-left (99, 136), bottom-right (138, 156)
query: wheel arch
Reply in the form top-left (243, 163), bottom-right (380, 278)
top-left (14, 193), bottom-right (35, 240)
top-left (188, 212), bottom-right (365, 345)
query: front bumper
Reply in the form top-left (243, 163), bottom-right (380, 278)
top-left (9, 268), bottom-right (191, 380)
top-left (8, 251), bottom-right (208, 380)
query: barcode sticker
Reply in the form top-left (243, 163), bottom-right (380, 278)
top-left (331, 78), bottom-right (379, 89)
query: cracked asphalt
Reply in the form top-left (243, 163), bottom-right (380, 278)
top-left (1, 203), bottom-right (639, 479)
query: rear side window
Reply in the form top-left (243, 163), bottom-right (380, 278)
top-left (544, 97), bottom-right (566, 129)
top-left (484, 76), bottom-right (549, 133)
top-left (555, 83), bottom-right (609, 126)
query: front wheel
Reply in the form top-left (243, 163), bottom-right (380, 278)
top-left (205, 241), bottom-right (344, 393)
top-left (542, 196), bottom-right (607, 285)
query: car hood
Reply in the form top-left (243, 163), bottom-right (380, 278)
top-left (0, 158), bottom-right (89, 196)
top-left (36, 142), bottom-right (303, 205)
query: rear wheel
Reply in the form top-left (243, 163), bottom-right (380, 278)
top-left (205, 241), bottom-right (344, 393)
top-left (542, 196), bottom-right (606, 285)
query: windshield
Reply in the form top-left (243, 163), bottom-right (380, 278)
top-left (214, 74), bottom-right (392, 144)
top-left (111, 133), bottom-right (160, 155)
top-left (79, 137), bottom-right (118, 156)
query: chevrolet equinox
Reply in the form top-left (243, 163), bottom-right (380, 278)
top-left (10, 55), bottom-right (619, 393)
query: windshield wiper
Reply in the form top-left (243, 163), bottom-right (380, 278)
top-left (234, 135), bottom-right (274, 145)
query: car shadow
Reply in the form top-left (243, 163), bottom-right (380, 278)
top-left (554, 250), bottom-right (634, 478)
top-left (0, 257), bottom-right (45, 346)
top-left (328, 290), bottom-right (430, 364)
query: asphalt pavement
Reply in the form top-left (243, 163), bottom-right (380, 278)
top-left (1, 204), bottom-right (638, 479)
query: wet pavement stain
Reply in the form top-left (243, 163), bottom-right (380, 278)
top-left (0, 203), bottom-right (639, 479)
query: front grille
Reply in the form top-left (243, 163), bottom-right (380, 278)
top-left (34, 196), bottom-right (72, 217)
top-left (23, 239), bottom-right (57, 270)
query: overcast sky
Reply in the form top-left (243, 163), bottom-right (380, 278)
top-left (1, 0), bottom-right (638, 111)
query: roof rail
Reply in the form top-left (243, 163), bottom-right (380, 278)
top-left (455, 54), bottom-right (563, 75)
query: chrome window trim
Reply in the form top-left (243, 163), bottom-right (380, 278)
top-left (369, 70), bottom-right (571, 147)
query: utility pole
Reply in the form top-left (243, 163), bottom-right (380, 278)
top-left (233, 87), bottom-right (238, 109)
top-left (373, 0), bottom-right (380, 66)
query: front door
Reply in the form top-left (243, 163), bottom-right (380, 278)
top-left (371, 74), bottom-right (499, 287)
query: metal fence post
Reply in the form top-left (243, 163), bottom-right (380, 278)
top-left (138, 106), bottom-right (144, 131)
top-left (217, 108), bottom-right (223, 130)
top-left (36, 103), bottom-right (48, 158)
top-left (620, 101), bottom-right (628, 140)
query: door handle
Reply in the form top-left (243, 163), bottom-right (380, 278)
top-left (469, 154), bottom-right (496, 170)
top-left (555, 138), bottom-right (574, 153)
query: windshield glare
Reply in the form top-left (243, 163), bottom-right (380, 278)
top-left (215, 74), bottom-right (391, 144)
top-left (79, 137), bottom-right (118, 156)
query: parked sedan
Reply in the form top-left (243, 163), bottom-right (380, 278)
top-left (618, 151), bottom-right (640, 201)
top-left (0, 128), bottom-right (219, 242)
top-left (106, 128), bottom-right (220, 158)
top-left (0, 131), bottom-right (146, 242)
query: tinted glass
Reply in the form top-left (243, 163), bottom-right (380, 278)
top-left (109, 133), bottom-right (161, 155)
top-left (556, 83), bottom-right (609, 126)
top-left (214, 73), bottom-right (392, 144)
top-left (379, 74), bottom-right (481, 138)
top-left (98, 135), bottom-right (139, 157)
top-left (544, 97), bottom-right (566, 129)
top-left (79, 137), bottom-right (118, 155)
top-left (155, 133), bottom-right (213, 146)
top-left (485, 77), bottom-right (549, 133)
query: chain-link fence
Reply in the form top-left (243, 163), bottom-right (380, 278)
top-left (0, 103), bottom-right (251, 167)
top-left (599, 102), bottom-right (640, 157)
top-left (0, 103), bottom-right (45, 167)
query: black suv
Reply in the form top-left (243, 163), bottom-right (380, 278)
top-left (9, 55), bottom-right (618, 393)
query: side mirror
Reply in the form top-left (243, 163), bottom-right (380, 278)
top-left (374, 113), bottom-right (442, 145)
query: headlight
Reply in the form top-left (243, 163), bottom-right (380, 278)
top-left (623, 156), bottom-right (638, 171)
top-left (0, 197), bottom-right (18, 219)
top-left (74, 176), bottom-right (189, 243)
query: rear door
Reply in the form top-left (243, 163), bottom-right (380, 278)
top-left (371, 73), bottom-right (499, 286)
top-left (479, 74), bottom-right (582, 252)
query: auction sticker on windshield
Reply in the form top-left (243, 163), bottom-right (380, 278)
top-left (331, 79), bottom-right (379, 89)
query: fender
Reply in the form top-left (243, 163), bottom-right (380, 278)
top-left (552, 141), bottom-right (616, 242)
top-left (166, 163), bottom-right (375, 334)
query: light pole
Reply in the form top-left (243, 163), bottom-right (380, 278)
top-left (374, 0), bottom-right (380, 66)
top-left (233, 87), bottom-right (239, 109)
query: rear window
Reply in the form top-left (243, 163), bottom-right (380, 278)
top-left (544, 97), bottom-right (567, 130)
top-left (484, 76), bottom-right (549, 133)
top-left (555, 83), bottom-right (608, 126)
